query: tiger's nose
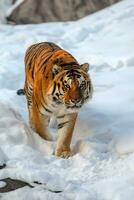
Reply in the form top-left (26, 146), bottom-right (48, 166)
top-left (71, 98), bottom-right (81, 103)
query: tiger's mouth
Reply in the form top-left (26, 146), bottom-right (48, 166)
top-left (65, 99), bottom-right (84, 109)
top-left (66, 104), bottom-right (82, 109)
top-left (70, 95), bottom-right (91, 108)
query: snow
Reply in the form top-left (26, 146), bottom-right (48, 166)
top-left (0, 0), bottom-right (134, 199)
top-left (0, 181), bottom-right (6, 188)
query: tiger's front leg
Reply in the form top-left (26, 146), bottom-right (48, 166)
top-left (55, 113), bottom-right (77, 158)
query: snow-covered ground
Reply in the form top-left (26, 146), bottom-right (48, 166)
top-left (0, 0), bottom-right (134, 199)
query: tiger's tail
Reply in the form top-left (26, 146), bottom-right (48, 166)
top-left (17, 89), bottom-right (25, 95)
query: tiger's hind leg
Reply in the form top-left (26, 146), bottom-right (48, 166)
top-left (55, 113), bottom-right (77, 158)
top-left (28, 102), bottom-right (52, 141)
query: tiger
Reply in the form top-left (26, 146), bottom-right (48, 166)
top-left (17, 42), bottom-right (93, 158)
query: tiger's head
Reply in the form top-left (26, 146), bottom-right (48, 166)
top-left (49, 63), bottom-right (93, 111)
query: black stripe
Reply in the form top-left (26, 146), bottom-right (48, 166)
top-left (40, 81), bottom-right (53, 112)
top-left (28, 86), bottom-right (33, 92)
top-left (66, 69), bottom-right (80, 74)
top-left (39, 83), bottom-right (53, 114)
top-left (43, 105), bottom-right (52, 113)
top-left (42, 54), bottom-right (53, 73)
top-left (36, 44), bottom-right (45, 56)
top-left (57, 83), bottom-right (60, 90)
top-left (34, 99), bottom-right (44, 116)
top-left (57, 115), bottom-right (65, 119)
top-left (31, 69), bottom-right (34, 79)
top-left (27, 90), bottom-right (32, 96)
top-left (26, 44), bottom-right (43, 68)
top-left (60, 77), bottom-right (63, 82)
top-left (27, 60), bottom-right (33, 70)
top-left (26, 47), bottom-right (38, 70)
top-left (27, 98), bottom-right (32, 103)
top-left (60, 62), bottom-right (78, 67)
top-left (48, 42), bottom-right (55, 51)
top-left (58, 121), bottom-right (69, 129)
top-left (67, 71), bottom-right (81, 78)
top-left (57, 83), bottom-right (62, 95)
top-left (52, 82), bottom-right (56, 95)
top-left (39, 98), bottom-right (52, 113)
top-left (40, 80), bottom-right (47, 104)
top-left (41, 51), bottom-right (53, 63)
top-left (28, 101), bottom-right (32, 107)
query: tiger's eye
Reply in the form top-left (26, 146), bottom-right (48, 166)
top-left (63, 80), bottom-right (70, 90)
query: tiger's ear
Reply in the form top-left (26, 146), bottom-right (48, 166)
top-left (52, 64), bottom-right (62, 75)
top-left (80, 63), bottom-right (89, 72)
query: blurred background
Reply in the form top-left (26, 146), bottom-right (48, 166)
top-left (1, 0), bottom-right (121, 24)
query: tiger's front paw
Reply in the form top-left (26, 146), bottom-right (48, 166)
top-left (55, 147), bottom-right (72, 158)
